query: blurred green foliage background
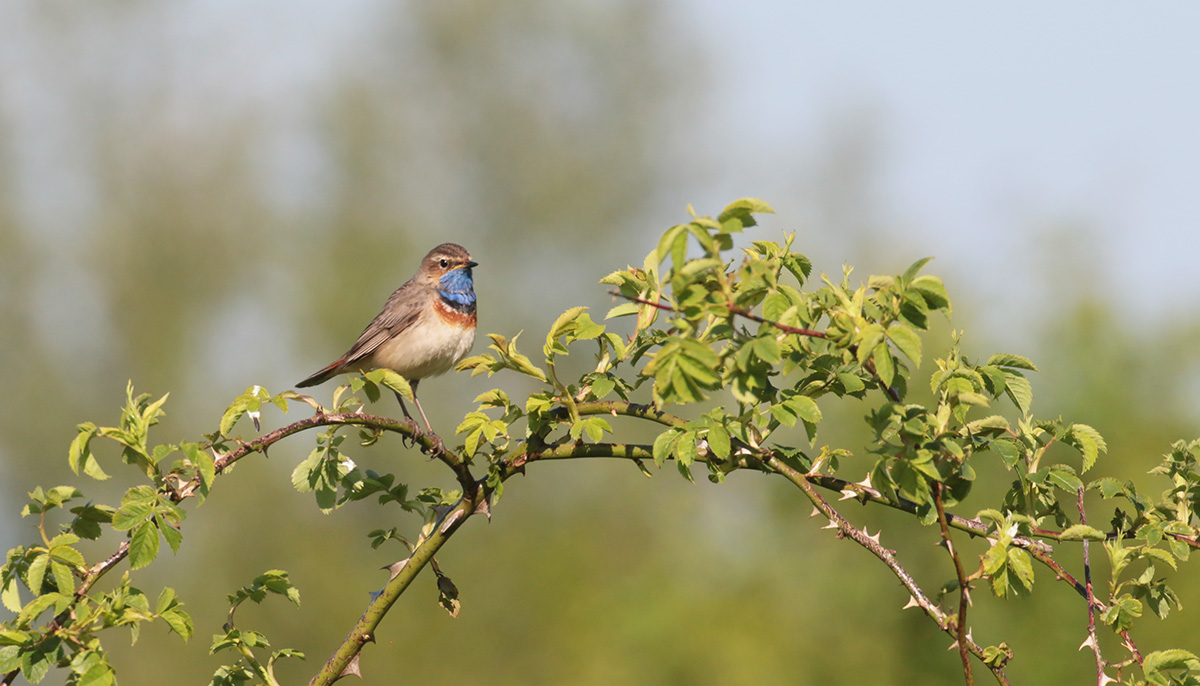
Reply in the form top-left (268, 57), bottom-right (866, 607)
top-left (3, 2), bottom-right (1200, 684)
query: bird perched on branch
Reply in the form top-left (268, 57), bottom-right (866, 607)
top-left (297, 243), bottom-right (478, 434)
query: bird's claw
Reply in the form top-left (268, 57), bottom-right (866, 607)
top-left (399, 417), bottom-right (422, 448)
top-left (422, 433), bottom-right (445, 456)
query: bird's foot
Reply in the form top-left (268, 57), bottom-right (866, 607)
top-left (400, 416), bottom-right (422, 448)
top-left (421, 432), bottom-right (446, 457)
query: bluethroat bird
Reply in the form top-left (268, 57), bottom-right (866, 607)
top-left (297, 243), bottom-right (478, 433)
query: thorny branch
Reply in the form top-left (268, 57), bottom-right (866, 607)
top-left (1077, 486), bottom-right (1108, 685)
top-left (936, 482), bottom-right (975, 686)
top-left (766, 454), bottom-right (1010, 685)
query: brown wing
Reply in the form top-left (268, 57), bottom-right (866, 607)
top-left (340, 278), bottom-right (426, 365)
top-left (296, 278), bottom-right (425, 387)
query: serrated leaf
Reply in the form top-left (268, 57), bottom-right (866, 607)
top-left (1143, 649), bottom-right (1200, 682)
top-left (898, 256), bottom-right (933, 284)
top-left (1001, 370), bottom-right (1032, 414)
top-left (2, 576), bottom-right (22, 613)
top-left (910, 274), bottom-right (950, 310)
top-left (872, 344), bottom-right (895, 388)
top-left (50, 561), bottom-right (74, 595)
top-left (219, 402), bottom-right (247, 437)
top-left (544, 306), bottom-right (590, 357)
top-left (1007, 548), bottom-right (1034, 591)
top-left (986, 352), bottom-right (1038, 371)
top-left (1066, 423), bottom-right (1107, 472)
top-left (160, 607), bottom-right (194, 641)
top-left (1046, 467), bottom-right (1083, 492)
top-left (68, 424), bottom-right (102, 479)
top-left (290, 449), bottom-right (323, 494)
top-left (675, 431), bottom-right (698, 467)
top-left (706, 425), bottom-right (731, 461)
top-left (652, 430), bottom-right (679, 467)
top-left (964, 415), bottom-right (1010, 434)
top-left (856, 324), bottom-right (886, 364)
top-left (367, 369), bottom-right (413, 400)
top-left (1141, 545), bottom-right (1178, 571)
top-left (128, 523), bottom-right (160, 570)
top-left (1059, 524), bottom-right (1106, 541)
top-left (717, 198), bottom-right (775, 230)
top-left (605, 302), bottom-right (641, 319)
top-left (17, 592), bottom-right (67, 626)
top-left (788, 395), bottom-right (821, 424)
top-left (26, 554), bottom-right (48, 595)
top-left (888, 323), bottom-right (922, 367)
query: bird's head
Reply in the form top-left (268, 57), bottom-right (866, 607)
top-left (420, 243), bottom-right (477, 295)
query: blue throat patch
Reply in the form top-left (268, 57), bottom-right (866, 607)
top-left (438, 268), bottom-right (476, 308)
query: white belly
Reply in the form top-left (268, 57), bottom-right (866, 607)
top-left (363, 313), bottom-right (476, 381)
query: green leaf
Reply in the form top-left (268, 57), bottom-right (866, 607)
top-left (644, 338), bottom-right (722, 405)
top-left (589, 376), bottom-right (616, 400)
top-left (605, 302), bottom-right (641, 319)
top-left (1065, 423), bottom-right (1107, 472)
top-left (0, 630), bottom-right (29, 647)
top-left (837, 372), bottom-right (866, 394)
top-left (856, 324), bottom-right (886, 363)
top-left (1045, 466), bottom-right (1083, 492)
top-left (655, 224), bottom-right (688, 268)
top-left (128, 523), bottom-right (160, 570)
top-left (183, 442), bottom-right (216, 496)
top-left (219, 397), bottom-right (251, 437)
top-left (1143, 649), bottom-right (1200, 686)
top-left (717, 198), bottom-right (775, 231)
top-left (901, 257), bottom-right (935, 286)
top-left (68, 423), bottom-right (109, 480)
top-left (982, 541), bottom-right (1008, 576)
top-left (986, 353), bottom-right (1038, 371)
top-left (570, 417), bottom-right (611, 443)
top-left (887, 323), bottom-right (922, 367)
top-left (17, 592), bottom-right (67, 626)
top-left (652, 430), bottom-right (680, 468)
top-left (1007, 548), bottom-right (1035, 591)
top-left (0, 646), bottom-right (20, 673)
top-left (910, 274), bottom-right (950, 310)
top-left (159, 516), bottom-right (183, 554)
top-left (75, 653), bottom-right (116, 686)
top-left (159, 611), bottom-right (194, 642)
top-left (544, 306), bottom-right (590, 357)
top-left (1100, 594), bottom-right (1142, 631)
top-left (872, 344), bottom-right (895, 388)
top-left (1141, 546), bottom-right (1178, 571)
top-left (366, 369), bottom-right (413, 400)
top-left (1059, 524), bottom-right (1106, 541)
top-left (706, 425), bottom-right (731, 461)
top-left (675, 431), bottom-right (698, 467)
top-left (2, 574), bottom-right (21, 613)
top-left (50, 561), bottom-right (74, 595)
top-left (290, 449), bottom-right (323, 494)
top-left (1001, 370), bottom-right (1032, 414)
top-left (789, 395), bottom-right (822, 424)
top-left (26, 554), bottom-right (49, 595)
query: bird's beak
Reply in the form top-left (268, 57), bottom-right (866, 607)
top-left (465, 260), bottom-right (479, 269)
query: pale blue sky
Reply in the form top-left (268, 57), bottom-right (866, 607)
top-left (2, 2), bottom-right (1197, 327)
top-left (682, 2), bottom-right (1200, 326)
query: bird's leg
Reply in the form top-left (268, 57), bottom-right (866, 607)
top-left (392, 388), bottom-right (421, 449)
top-left (391, 389), bottom-right (414, 422)
top-left (409, 381), bottom-right (445, 454)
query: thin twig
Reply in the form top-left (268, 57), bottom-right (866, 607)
top-left (309, 489), bottom-right (484, 686)
top-left (1076, 487), bottom-right (1108, 684)
top-left (765, 454), bottom-right (1010, 684)
top-left (935, 482), bottom-right (975, 685)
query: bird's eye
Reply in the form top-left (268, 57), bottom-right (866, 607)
top-left (439, 259), bottom-right (449, 269)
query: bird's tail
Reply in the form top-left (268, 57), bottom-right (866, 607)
top-left (296, 356), bottom-right (347, 388)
